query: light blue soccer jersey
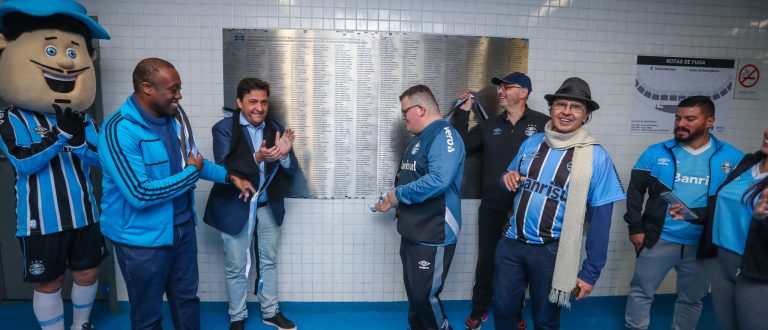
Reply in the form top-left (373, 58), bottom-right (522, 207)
top-left (503, 134), bottom-right (626, 244)
top-left (712, 163), bottom-right (767, 255)
top-left (0, 106), bottom-right (101, 236)
top-left (661, 143), bottom-right (715, 245)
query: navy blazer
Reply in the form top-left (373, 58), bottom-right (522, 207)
top-left (203, 113), bottom-right (298, 235)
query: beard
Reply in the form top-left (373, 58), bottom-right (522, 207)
top-left (674, 126), bottom-right (706, 143)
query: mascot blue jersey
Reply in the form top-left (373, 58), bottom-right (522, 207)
top-left (0, 106), bottom-right (100, 236)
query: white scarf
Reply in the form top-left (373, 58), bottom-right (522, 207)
top-left (543, 120), bottom-right (598, 308)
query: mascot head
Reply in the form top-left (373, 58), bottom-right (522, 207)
top-left (0, 0), bottom-right (110, 114)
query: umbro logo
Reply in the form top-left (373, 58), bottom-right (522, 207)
top-left (492, 128), bottom-right (503, 135)
top-left (657, 158), bottom-right (670, 165)
top-left (418, 260), bottom-right (430, 270)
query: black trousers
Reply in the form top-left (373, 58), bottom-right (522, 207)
top-left (400, 238), bottom-right (456, 330)
top-left (470, 204), bottom-right (510, 313)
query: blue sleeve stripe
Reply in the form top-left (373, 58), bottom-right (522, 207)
top-left (102, 115), bottom-right (198, 202)
top-left (104, 115), bottom-right (198, 199)
top-left (106, 116), bottom-right (199, 201)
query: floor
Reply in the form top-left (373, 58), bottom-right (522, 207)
top-left (0, 294), bottom-right (716, 329)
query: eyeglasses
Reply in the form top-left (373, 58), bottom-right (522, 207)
top-left (401, 104), bottom-right (422, 117)
top-left (552, 101), bottom-right (587, 114)
top-left (497, 84), bottom-right (525, 92)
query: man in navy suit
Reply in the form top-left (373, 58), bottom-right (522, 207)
top-left (204, 78), bottom-right (298, 330)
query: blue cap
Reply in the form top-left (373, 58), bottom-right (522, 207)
top-left (491, 72), bottom-right (532, 93)
top-left (0, 0), bottom-right (110, 40)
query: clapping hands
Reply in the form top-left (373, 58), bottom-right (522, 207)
top-left (275, 129), bottom-right (295, 160)
top-left (254, 129), bottom-right (295, 163)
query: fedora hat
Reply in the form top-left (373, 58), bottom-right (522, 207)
top-left (544, 77), bottom-right (599, 111)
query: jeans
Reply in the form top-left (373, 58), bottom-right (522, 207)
top-left (494, 238), bottom-right (560, 330)
top-left (624, 239), bottom-right (709, 330)
top-left (220, 207), bottom-right (257, 322)
top-left (113, 220), bottom-right (200, 330)
top-left (255, 206), bottom-right (280, 318)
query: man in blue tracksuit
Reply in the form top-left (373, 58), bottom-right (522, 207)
top-left (99, 58), bottom-right (253, 330)
top-left (624, 96), bottom-right (743, 330)
top-left (375, 84), bottom-right (465, 330)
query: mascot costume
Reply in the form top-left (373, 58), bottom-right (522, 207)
top-left (0, 1), bottom-right (110, 329)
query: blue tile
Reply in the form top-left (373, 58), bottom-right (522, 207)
top-left (0, 294), bottom-right (716, 330)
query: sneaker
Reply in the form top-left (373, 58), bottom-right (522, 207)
top-left (263, 311), bottom-right (297, 330)
top-left (464, 312), bottom-right (487, 330)
top-left (229, 319), bottom-right (245, 330)
top-left (78, 323), bottom-right (95, 330)
top-left (518, 319), bottom-right (527, 330)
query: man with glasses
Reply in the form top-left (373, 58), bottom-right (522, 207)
top-left (494, 77), bottom-right (626, 329)
top-left (623, 96), bottom-right (742, 330)
top-left (450, 72), bottom-right (549, 330)
top-left (374, 85), bottom-right (465, 330)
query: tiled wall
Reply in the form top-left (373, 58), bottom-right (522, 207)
top-left (80, 0), bottom-right (768, 302)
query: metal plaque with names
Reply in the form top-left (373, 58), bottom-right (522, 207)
top-left (223, 29), bottom-right (529, 198)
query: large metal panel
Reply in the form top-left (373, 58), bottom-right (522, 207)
top-left (223, 29), bottom-right (528, 198)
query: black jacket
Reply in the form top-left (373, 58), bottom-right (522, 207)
top-left (449, 106), bottom-right (549, 210)
top-left (741, 184), bottom-right (768, 281)
top-left (203, 112), bottom-right (298, 235)
top-left (697, 152), bottom-right (765, 262)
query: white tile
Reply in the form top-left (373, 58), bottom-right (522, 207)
top-left (85, 0), bottom-right (767, 303)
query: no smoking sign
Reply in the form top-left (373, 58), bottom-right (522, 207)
top-left (738, 64), bottom-right (759, 88)
top-left (735, 60), bottom-right (762, 99)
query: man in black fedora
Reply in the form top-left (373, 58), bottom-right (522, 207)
top-left (449, 72), bottom-right (549, 330)
top-left (493, 77), bottom-right (626, 329)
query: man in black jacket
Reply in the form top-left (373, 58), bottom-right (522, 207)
top-left (449, 72), bottom-right (549, 330)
